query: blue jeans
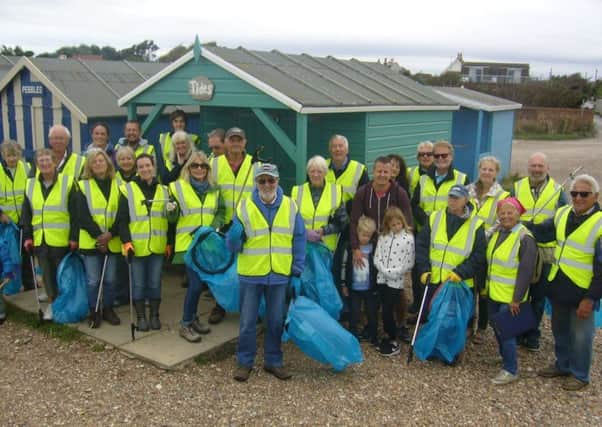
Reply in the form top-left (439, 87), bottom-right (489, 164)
top-left (551, 302), bottom-right (596, 383)
top-left (237, 280), bottom-right (287, 368)
top-left (181, 266), bottom-right (204, 326)
top-left (83, 253), bottom-right (118, 310)
top-left (489, 301), bottom-right (518, 375)
top-left (131, 254), bottom-right (163, 301)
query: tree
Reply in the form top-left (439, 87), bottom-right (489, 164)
top-left (119, 40), bottom-right (159, 62)
top-left (158, 44), bottom-right (192, 63)
top-left (1, 45), bottom-right (34, 57)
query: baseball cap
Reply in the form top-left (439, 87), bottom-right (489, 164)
top-left (255, 163), bottom-right (279, 179)
top-left (448, 184), bottom-right (469, 198)
top-left (225, 127), bottom-right (246, 139)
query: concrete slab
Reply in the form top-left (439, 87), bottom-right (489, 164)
top-left (4, 270), bottom-right (240, 370)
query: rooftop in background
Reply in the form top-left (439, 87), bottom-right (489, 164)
top-left (444, 52), bottom-right (530, 84)
top-left (0, 56), bottom-right (169, 118)
top-left (120, 43), bottom-right (457, 112)
top-left (428, 86), bottom-right (522, 112)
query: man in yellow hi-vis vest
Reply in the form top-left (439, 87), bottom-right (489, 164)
top-left (529, 175), bottom-right (602, 391)
top-left (226, 163), bottom-right (306, 383)
top-left (512, 152), bottom-right (568, 352)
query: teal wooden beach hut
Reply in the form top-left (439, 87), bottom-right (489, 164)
top-left (118, 39), bottom-right (458, 190)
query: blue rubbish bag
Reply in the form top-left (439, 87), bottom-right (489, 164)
top-left (0, 222), bottom-right (22, 295)
top-left (185, 227), bottom-right (239, 312)
top-left (299, 242), bottom-right (342, 320)
top-left (414, 281), bottom-right (474, 364)
top-left (282, 294), bottom-right (363, 372)
top-left (52, 253), bottom-right (88, 324)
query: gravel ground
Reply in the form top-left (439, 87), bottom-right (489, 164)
top-left (1, 316), bottom-right (601, 426)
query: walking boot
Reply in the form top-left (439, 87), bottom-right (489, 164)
top-left (149, 299), bottom-right (161, 330)
top-left (134, 300), bottom-right (149, 332)
top-left (102, 307), bottom-right (121, 325)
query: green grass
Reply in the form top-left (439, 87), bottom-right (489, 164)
top-left (6, 303), bottom-right (84, 343)
top-left (515, 131), bottom-right (595, 140)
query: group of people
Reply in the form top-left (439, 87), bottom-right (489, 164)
top-left (0, 115), bottom-right (599, 391)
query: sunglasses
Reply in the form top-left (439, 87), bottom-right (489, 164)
top-left (433, 153), bottom-right (450, 159)
top-left (417, 152), bottom-right (433, 158)
top-left (570, 191), bottom-right (592, 198)
top-left (189, 163), bottom-right (209, 170)
top-left (257, 177), bottom-right (276, 185)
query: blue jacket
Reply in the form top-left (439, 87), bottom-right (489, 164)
top-left (226, 186), bottom-right (306, 286)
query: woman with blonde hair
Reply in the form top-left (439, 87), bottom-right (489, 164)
top-left (163, 131), bottom-right (194, 184)
top-left (167, 150), bottom-right (225, 342)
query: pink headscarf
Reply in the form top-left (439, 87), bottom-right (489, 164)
top-left (497, 197), bottom-right (526, 215)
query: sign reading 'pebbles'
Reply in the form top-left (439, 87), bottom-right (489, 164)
top-left (188, 76), bottom-right (214, 101)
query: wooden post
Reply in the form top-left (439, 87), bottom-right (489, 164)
top-left (295, 113), bottom-right (308, 185)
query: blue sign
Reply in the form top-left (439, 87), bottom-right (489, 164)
top-left (22, 84), bottom-right (44, 96)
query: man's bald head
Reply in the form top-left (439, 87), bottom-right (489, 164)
top-left (527, 152), bottom-right (549, 184)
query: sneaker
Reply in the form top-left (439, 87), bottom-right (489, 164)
top-left (37, 290), bottom-right (48, 303)
top-left (378, 340), bottom-right (400, 357)
top-left (208, 305), bottom-right (226, 324)
top-left (179, 325), bottom-right (202, 343)
top-left (491, 369), bottom-right (519, 385)
top-left (190, 318), bottom-right (211, 334)
top-left (102, 307), bottom-right (121, 325)
top-left (43, 304), bottom-right (53, 320)
top-left (562, 376), bottom-right (588, 391)
top-left (233, 365), bottom-right (252, 382)
top-left (263, 365), bottom-right (292, 380)
top-left (538, 364), bottom-right (570, 378)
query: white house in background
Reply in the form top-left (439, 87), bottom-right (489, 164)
top-left (443, 53), bottom-right (530, 84)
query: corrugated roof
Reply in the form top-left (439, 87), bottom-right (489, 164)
top-left (0, 57), bottom-right (168, 118)
top-left (429, 86), bottom-right (522, 112)
top-left (204, 45), bottom-right (454, 109)
top-left (119, 44), bottom-right (458, 113)
top-left (0, 55), bottom-right (19, 80)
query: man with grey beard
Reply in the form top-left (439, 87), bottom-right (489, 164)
top-left (226, 163), bottom-right (306, 382)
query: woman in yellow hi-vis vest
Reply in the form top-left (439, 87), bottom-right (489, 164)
top-left (167, 151), bottom-right (225, 343)
top-left (73, 149), bottom-right (122, 328)
top-left (22, 148), bottom-right (78, 321)
top-left (486, 197), bottom-right (537, 385)
top-left (291, 155), bottom-right (347, 253)
top-left (116, 154), bottom-right (170, 332)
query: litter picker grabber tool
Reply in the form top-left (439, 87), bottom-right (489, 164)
top-left (89, 255), bottom-right (108, 329)
top-left (126, 250), bottom-right (137, 341)
top-left (407, 275), bottom-right (431, 365)
top-left (530, 165), bottom-right (583, 218)
top-left (28, 253), bottom-right (44, 323)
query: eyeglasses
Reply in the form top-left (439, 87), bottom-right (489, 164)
top-left (189, 163), bottom-right (209, 170)
top-left (257, 177), bottom-right (276, 185)
top-left (570, 191), bottom-right (593, 198)
top-left (417, 152), bottom-right (433, 158)
top-left (433, 153), bottom-right (450, 159)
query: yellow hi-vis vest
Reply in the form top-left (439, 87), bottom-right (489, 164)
top-left (407, 166), bottom-right (421, 198)
top-left (0, 160), bottom-right (30, 223)
top-left (26, 174), bottom-right (73, 247)
top-left (419, 169), bottom-right (467, 215)
top-left (548, 206), bottom-right (602, 290)
top-left (429, 209), bottom-right (482, 288)
top-left (474, 189), bottom-right (510, 230)
top-left (514, 177), bottom-right (561, 248)
top-left (291, 182), bottom-right (342, 251)
top-left (236, 196), bottom-right (297, 276)
top-left (325, 159), bottom-right (366, 203)
top-left (169, 179), bottom-right (219, 253)
top-left (160, 132), bottom-right (201, 171)
top-left (121, 181), bottom-right (168, 256)
top-left (60, 153), bottom-right (85, 179)
top-left (211, 154), bottom-right (256, 223)
top-left (78, 178), bottom-right (121, 253)
top-left (486, 224), bottom-right (532, 303)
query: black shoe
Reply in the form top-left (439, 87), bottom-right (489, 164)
top-left (208, 305), bottom-right (226, 324)
top-left (102, 307), bottom-right (121, 325)
top-left (234, 365), bottom-right (252, 382)
top-left (264, 365), bottom-right (292, 380)
top-left (398, 326), bottom-right (411, 343)
top-left (89, 310), bottom-right (102, 328)
top-left (378, 340), bottom-right (400, 357)
top-left (149, 299), bottom-right (161, 330)
top-left (134, 301), bottom-right (149, 332)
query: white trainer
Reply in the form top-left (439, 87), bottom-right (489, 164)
top-left (37, 290), bottom-right (48, 303)
top-left (43, 304), bottom-right (53, 321)
top-left (491, 369), bottom-right (518, 385)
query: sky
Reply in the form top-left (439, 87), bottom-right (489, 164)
top-left (1, 0), bottom-right (601, 80)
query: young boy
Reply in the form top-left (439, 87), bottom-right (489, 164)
top-left (343, 215), bottom-right (378, 346)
